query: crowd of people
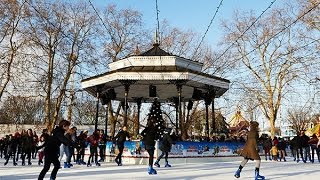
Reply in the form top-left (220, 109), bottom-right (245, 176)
top-left (260, 131), bottom-right (320, 163)
top-left (0, 125), bottom-right (108, 168)
top-left (1, 120), bottom-right (320, 179)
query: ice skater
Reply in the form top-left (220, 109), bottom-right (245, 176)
top-left (154, 128), bottom-right (174, 168)
top-left (114, 126), bottom-right (131, 166)
top-left (38, 120), bottom-right (72, 180)
top-left (141, 120), bottom-right (158, 175)
top-left (234, 121), bottom-right (265, 180)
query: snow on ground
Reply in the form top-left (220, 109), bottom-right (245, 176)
top-left (0, 157), bottom-right (319, 180)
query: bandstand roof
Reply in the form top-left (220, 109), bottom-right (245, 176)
top-left (81, 44), bottom-right (230, 103)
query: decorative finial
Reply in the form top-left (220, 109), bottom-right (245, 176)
top-left (154, 29), bottom-right (160, 46)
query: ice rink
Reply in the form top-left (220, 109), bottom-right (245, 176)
top-left (0, 157), bottom-right (319, 180)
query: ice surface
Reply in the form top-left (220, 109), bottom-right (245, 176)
top-left (0, 157), bottom-right (319, 180)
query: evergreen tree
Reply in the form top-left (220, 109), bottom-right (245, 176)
top-left (147, 99), bottom-right (166, 138)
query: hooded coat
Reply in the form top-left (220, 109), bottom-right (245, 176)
top-left (240, 121), bottom-right (261, 160)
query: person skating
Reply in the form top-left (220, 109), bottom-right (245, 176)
top-left (87, 130), bottom-right (100, 167)
top-left (114, 126), bottom-right (131, 166)
top-left (76, 130), bottom-right (88, 165)
top-left (37, 136), bottom-right (45, 166)
top-left (154, 128), bottom-right (174, 168)
top-left (38, 120), bottom-right (72, 180)
top-left (234, 121), bottom-right (265, 180)
top-left (4, 133), bottom-right (19, 166)
top-left (299, 131), bottom-right (311, 163)
top-left (308, 134), bottom-right (319, 163)
top-left (141, 120), bottom-right (158, 175)
top-left (21, 129), bottom-right (34, 166)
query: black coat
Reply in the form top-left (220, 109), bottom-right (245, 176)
top-left (300, 135), bottom-right (310, 148)
top-left (43, 127), bottom-right (71, 156)
top-left (277, 141), bottom-right (286, 150)
top-left (290, 136), bottom-right (300, 149)
top-left (141, 127), bottom-right (157, 147)
top-left (114, 130), bottom-right (130, 146)
top-left (21, 135), bottom-right (33, 152)
top-left (159, 133), bottom-right (173, 152)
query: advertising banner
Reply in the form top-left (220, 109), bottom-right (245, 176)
top-left (105, 141), bottom-right (248, 158)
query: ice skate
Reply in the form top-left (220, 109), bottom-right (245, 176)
top-left (96, 162), bottom-right (101, 166)
top-left (4, 161), bottom-right (8, 166)
top-left (87, 163), bottom-right (92, 167)
top-left (154, 161), bottom-right (160, 168)
top-left (234, 169), bottom-right (241, 178)
top-left (28, 161), bottom-right (32, 166)
top-left (255, 170), bottom-right (265, 180)
top-left (13, 162), bottom-right (17, 166)
top-left (81, 160), bottom-right (86, 165)
top-left (164, 162), bottom-right (171, 167)
top-left (148, 166), bottom-right (157, 175)
top-left (115, 158), bottom-right (120, 165)
top-left (64, 162), bottom-right (70, 168)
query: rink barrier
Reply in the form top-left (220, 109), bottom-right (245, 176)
top-left (81, 141), bottom-right (264, 165)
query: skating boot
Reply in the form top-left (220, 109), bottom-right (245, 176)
top-left (87, 163), bottom-right (92, 167)
top-left (154, 160), bottom-right (160, 168)
top-left (115, 158), bottom-right (119, 165)
top-left (164, 162), bottom-right (171, 167)
top-left (69, 163), bottom-right (73, 167)
top-left (234, 169), bottom-right (241, 178)
top-left (81, 160), bottom-right (86, 165)
top-left (13, 162), bottom-right (17, 166)
top-left (63, 162), bottom-right (68, 168)
top-left (255, 169), bottom-right (265, 180)
top-left (38, 160), bottom-right (41, 166)
top-left (4, 160), bottom-right (8, 166)
top-left (147, 166), bottom-right (157, 175)
top-left (28, 161), bottom-right (32, 166)
top-left (96, 162), bottom-right (101, 166)
top-left (284, 157), bottom-right (286, 162)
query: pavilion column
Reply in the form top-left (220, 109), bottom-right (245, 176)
top-left (120, 80), bottom-right (136, 127)
top-left (177, 84), bottom-right (182, 135)
top-left (95, 92), bottom-right (100, 131)
top-left (104, 103), bottom-right (108, 135)
top-left (134, 97), bottom-right (142, 136)
top-left (211, 98), bottom-right (215, 135)
top-left (170, 80), bottom-right (187, 136)
top-left (205, 97), bottom-right (211, 141)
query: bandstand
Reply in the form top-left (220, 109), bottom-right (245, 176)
top-left (81, 42), bottom-right (230, 138)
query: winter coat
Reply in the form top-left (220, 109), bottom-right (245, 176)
top-left (37, 141), bottom-right (45, 152)
top-left (42, 127), bottom-right (71, 156)
top-left (20, 135), bottom-right (33, 152)
top-left (114, 130), bottom-right (130, 146)
top-left (8, 136), bottom-right (19, 150)
top-left (240, 129), bottom-right (260, 160)
top-left (87, 134), bottom-right (99, 147)
top-left (300, 135), bottom-right (310, 148)
top-left (159, 133), bottom-right (174, 152)
top-left (141, 126), bottom-right (157, 148)
top-left (262, 138), bottom-right (272, 151)
top-left (277, 141), bottom-right (286, 150)
top-left (308, 136), bottom-right (318, 146)
top-left (290, 136), bottom-right (301, 149)
top-left (270, 146), bottom-right (278, 156)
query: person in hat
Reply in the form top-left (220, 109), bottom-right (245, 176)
top-left (154, 128), bottom-right (174, 168)
top-left (234, 121), bottom-right (265, 180)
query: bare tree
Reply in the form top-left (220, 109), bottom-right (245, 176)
top-left (221, 8), bottom-right (308, 138)
top-left (287, 107), bottom-right (312, 134)
top-left (0, 0), bottom-right (27, 101)
top-left (23, 0), bottom-right (99, 131)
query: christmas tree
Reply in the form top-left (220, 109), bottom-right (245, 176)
top-left (147, 99), bottom-right (166, 138)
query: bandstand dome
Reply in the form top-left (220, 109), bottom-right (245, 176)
top-left (81, 43), bottom-right (230, 103)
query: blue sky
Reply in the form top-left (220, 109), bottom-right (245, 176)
top-left (93, 0), bottom-right (282, 45)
